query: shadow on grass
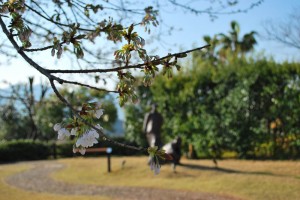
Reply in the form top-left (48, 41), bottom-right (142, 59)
top-left (180, 163), bottom-right (296, 179)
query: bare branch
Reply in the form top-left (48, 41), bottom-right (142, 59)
top-left (167, 0), bottom-right (264, 16)
top-left (263, 7), bottom-right (300, 50)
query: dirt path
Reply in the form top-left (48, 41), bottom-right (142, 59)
top-left (5, 161), bottom-right (242, 200)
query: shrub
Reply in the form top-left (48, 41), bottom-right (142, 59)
top-left (0, 137), bottom-right (145, 163)
top-left (0, 139), bottom-right (51, 162)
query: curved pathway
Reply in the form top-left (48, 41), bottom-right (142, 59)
top-left (6, 161), bottom-right (242, 200)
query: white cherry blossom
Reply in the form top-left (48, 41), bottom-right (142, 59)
top-left (95, 108), bottom-right (104, 119)
top-left (53, 123), bottom-right (62, 131)
top-left (53, 123), bottom-right (71, 140)
top-left (79, 148), bottom-right (86, 155)
top-left (149, 157), bottom-right (160, 175)
top-left (75, 124), bottom-right (101, 148)
top-left (57, 128), bottom-right (71, 140)
top-left (71, 128), bottom-right (77, 136)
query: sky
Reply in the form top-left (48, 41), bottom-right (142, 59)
top-left (155, 0), bottom-right (300, 61)
top-left (0, 0), bottom-right (299, 119)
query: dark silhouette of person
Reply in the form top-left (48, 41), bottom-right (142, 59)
top-left (143, 104), bottom-right (163, 148)
top-left (163, 136), bottom-right (182, 172)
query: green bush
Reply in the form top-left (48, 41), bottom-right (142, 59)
top-left (55, 141), bottom-right (74, 158)
top-left (0, 139), bottom-right (51, 162)
top-left (0, 137), bottom-right (145, 163)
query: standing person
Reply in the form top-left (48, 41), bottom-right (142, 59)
top-left (143, 104), bottom-right (163, 148)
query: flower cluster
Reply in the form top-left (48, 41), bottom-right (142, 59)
top-left (19, 26), bottom-right (32, 42)
top-left (51, 37), bottom-right (63, 59)
top-left (54, 123), bottom-right (72, 140)
top-left (74, 124), bottom-right (102, 155)
top-left (147, 146), bottom-right (173, 175)
top-left (94, 106), bottom-right (104, 119)
top-left (53, 102), bottom-right (105, 155)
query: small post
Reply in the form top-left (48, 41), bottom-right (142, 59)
top-left (53, 143), bottom-right (57, 159)
top-left (106, 147), bottom-right (112, 173)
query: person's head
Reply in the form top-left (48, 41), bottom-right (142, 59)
top-left (151, 103), bottom-right (158, 112)
top-left (173, 136), bottom-right (182, 146)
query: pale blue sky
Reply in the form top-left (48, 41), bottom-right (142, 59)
top-left (152, 0), bottom-right (300, 61)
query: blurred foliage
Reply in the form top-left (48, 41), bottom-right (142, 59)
top-left (0, 139), bottom-right (51, 162)
top-left (150, 57), bottom-right (300, 159)
top-left (124, 22), bottom-right (300, 159)
top-left (0, 139), bottom-right (142, 162)
top-left (0, 83), bottom-right (117, 141)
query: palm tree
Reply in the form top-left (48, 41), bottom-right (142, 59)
top-left (218, 21), bottom-right (257, 57)
top-left (200, 21), bottom-right (257, 64)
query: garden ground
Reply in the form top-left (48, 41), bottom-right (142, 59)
top-left (0, 156), bottom-right (299, 200)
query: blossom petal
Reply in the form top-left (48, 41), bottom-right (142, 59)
top-left (79, 148), bottom-right (86, 155)
top-left (95, 109), bottom-right (104, 119)
top-left (71, 128), bottom-right (77, 136)
top-left (53, 123), bottom-right (61, 131)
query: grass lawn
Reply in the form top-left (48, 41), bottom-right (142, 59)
top-left (54, 156), bottom-right (300, 200)
top-left (0, 157), bottom-right (299, 200)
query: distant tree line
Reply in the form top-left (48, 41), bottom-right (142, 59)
top-left (0, 79), bottom-right (117, 141)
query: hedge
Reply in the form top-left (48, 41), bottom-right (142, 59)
top-left (0, 138), bottom-right (143, 162)
top-left (0, 139), bottom-right (51, 162)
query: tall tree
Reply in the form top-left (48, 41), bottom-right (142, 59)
top-left (218, 21), bottom-right (257, 58)
top-left (0, 77), bottom-right (48, 140)
top-left (0, 83), bottom-right (117, 141)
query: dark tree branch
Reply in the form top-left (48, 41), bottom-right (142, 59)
top-left (60, 78), bottom-right (118, 93)
top-left (48, 45), bottom-right (210, 74)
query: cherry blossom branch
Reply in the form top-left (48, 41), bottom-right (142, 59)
top-left (0, 17), bottom-right (59, 82)
top-left (48, 45), bottom-right (210, 74)
top-left (22, 41), bottom-right (65, 52)
top-left (50, 79), bottom-right (146, 152)
top-left (24, 3), bottom-right (142, 33)
top-left (0, 17), bottom-right (115, 94)
top-left (1, 14), bottom-right (147, 152)
top-left (24, 3), bottom-right (94, 32)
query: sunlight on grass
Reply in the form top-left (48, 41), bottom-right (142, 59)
top-left (0, 163), bottom-right (110, 200)
top-left (54, 156), bottom-right (300, 200)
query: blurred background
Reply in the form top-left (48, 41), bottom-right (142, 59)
top-left (1, 1), bottom-right (300, 200)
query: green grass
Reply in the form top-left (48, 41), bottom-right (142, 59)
top-left (54, 157), bottom-right (300, 200)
